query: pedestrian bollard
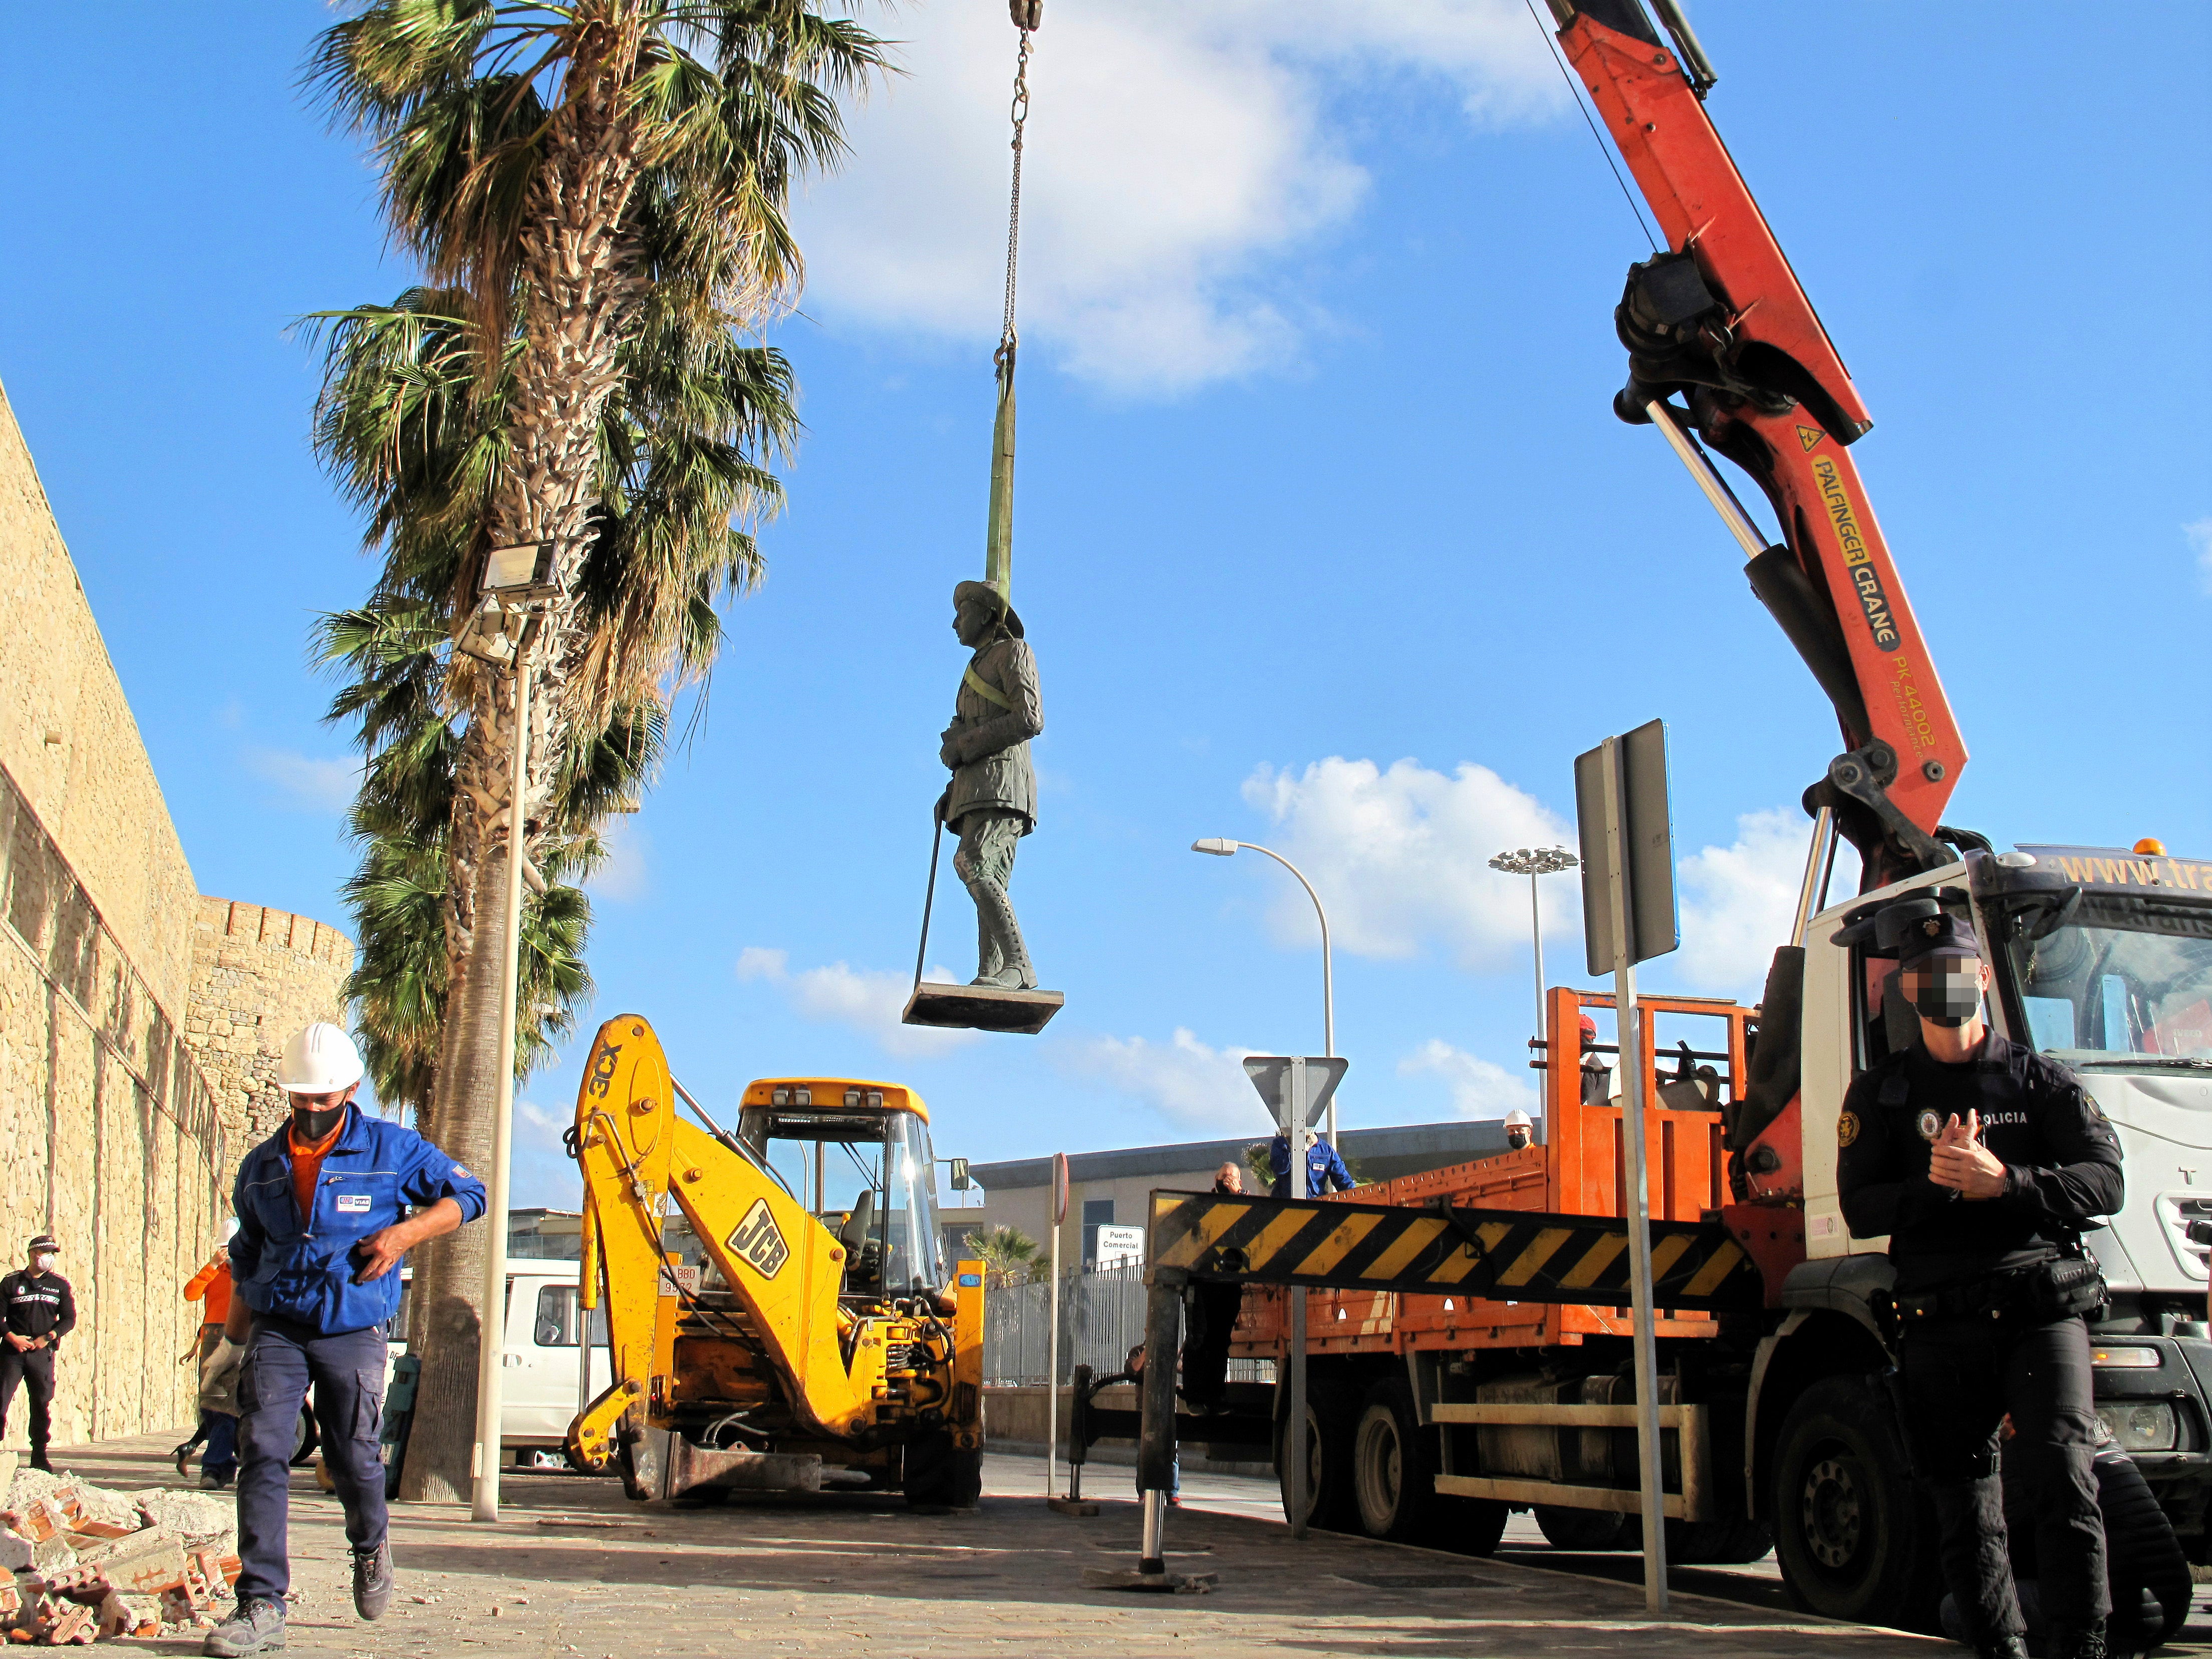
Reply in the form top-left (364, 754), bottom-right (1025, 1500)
top-left (1081, 1274), bottom-right (1215, 1594)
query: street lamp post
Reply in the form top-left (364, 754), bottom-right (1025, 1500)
top-left (1489, 845), bottom-right (1578, 1066)
top-left (457, 540), bottom-right (560, 1525)
top-left (1191, 839), bottom-right (1335, 1141)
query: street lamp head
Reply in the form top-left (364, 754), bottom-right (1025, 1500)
top-left (1192, 838), bottom-right (1239, 857)
top-left (1489, 846), bottom-right (1579, 877)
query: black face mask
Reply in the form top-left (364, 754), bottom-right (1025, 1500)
top-left (292, 1100), bottom-right (348, 1141)
top-left (1910, 959), bottom-right (1983, 1029)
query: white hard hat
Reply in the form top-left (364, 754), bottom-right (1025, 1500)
top-left (276, 1022), bottom-right (365, 1094)
top-left (1504, 1109), bottom-right (1534, 1131)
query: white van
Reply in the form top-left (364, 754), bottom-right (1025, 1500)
top-left (388, 1260), bottom-right (613, 1470)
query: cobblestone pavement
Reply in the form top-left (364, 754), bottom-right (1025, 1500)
top-left (30, 1435), bottom-right (1966, 1657)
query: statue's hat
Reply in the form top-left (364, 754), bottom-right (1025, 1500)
top-left (953, 579), bottom-right (1024, 639)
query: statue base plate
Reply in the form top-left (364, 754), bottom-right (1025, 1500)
top-left (901, 982), bottom-right (1064, 1035)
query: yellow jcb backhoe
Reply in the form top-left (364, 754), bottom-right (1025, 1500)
top-left (564, 1014), bottom-right (986, 1507)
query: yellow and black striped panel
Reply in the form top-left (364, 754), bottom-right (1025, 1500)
top-left (1147, 1190), bottom-right (1760, 1311)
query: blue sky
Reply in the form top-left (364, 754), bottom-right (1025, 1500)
top-left (3, 4), bottom-right (2206, 1212)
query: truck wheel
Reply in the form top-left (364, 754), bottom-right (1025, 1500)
top-left (1669, 1517), bottom-right (1774, 1564)
top-left (1444, 1494), bottom-right (1512, 1556)
top-left (1535, 1506), bottom-right (1630, 1550)
top-left (1276, 1376), bottom-right (1359, 1532)
top-left (903, 1430), bottom-right (981, 1510)
top-left (1772, 1376), bottom-right (1942, 1628)
top-left (1351, 1376), bottom-right (1438, 1541)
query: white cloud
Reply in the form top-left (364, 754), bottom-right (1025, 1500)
top-left (1398, 1038), bottom-right (1536, 1119)
top-left (589, 818), bottom-right (650, 903)
top-left (1239, 756), bottom-right (1577, 968)
top-left (516, 1100), bottom-right (568, 1145)
top-left (2187, 516), bottom-right (2212, 594)
top-left (1062, 1026), bottom-right (1262, 1133)
top-left (799, 2), bottom-right (1561, 394)
top-left (1672, 807), bottom-right (1859, 998)
top-left (737, 948), bottom-right (980, 1059)
top-left (243, 748), bottom-right (358, 814)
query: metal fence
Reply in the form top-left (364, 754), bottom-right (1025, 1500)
top-left (980, 1264), bottom-right (1273, 1388)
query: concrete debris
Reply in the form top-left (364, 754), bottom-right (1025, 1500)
top-left (92, 1594), bottom-right (160, 1640)
top-left (126, 1490), bottom-right (231, 1545)
top-left (2, 1478), bottom-right (238, 1644)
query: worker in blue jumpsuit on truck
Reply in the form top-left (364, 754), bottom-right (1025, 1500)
top-left (204, 1023), bottom-right (486, 1659)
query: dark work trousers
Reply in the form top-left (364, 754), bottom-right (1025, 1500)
top-left (1900, 1312), bottom-right (2106, 1642)
top-left (235, 1317), bottom-right (389, 1602)
top-left (0, 1346), bottom-right (56, 1455)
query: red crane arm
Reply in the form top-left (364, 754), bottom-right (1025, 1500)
top-left (1551, 2), bottom-right (1968, 882)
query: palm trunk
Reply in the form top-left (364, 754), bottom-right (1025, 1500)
top-left (399, 680), bottom-right (524, 1502)
top-left (397, 10), bottom-right (646, 1505)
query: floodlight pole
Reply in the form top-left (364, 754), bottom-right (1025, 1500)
top-left (470, 624), bottom-right (533, 1524)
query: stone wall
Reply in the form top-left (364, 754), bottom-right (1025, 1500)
top-left (0, 759), bottom-right (227, 1447)
top-left (186, 899), bottom-right (355, 1152)
top-left (0, 377), bottom-right (356, 1449)
top-left (0, 385), bottom-right (199, 1021)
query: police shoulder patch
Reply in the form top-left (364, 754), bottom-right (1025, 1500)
top-left (1837, 1111), bottom-right (1860, 1148)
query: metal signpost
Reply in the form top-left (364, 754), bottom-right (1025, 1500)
top-left (1573, 719), bottom-right (1679, 1615)
top-left (1240, 1055), bottom-right (1348, 1541)
top-left (1046, 1150), bottom-right (1069, 1501)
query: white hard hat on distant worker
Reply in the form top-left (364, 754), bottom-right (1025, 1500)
top-left (1504, 1109), bottom-right (1533, 1132)
top-left (276, 1021), bottom-right (365, 1094)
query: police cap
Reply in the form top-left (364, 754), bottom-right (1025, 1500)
top-left (1897, 912), bottom-right (1982, 968)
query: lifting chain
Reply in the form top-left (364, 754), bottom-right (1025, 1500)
top-left (997, 3), bottom-right (1039, 369)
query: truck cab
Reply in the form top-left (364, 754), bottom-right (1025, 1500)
top-left (1772, 841), bottom-right (2212, 1609)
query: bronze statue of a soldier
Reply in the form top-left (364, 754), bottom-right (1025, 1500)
top-left (939, 580), bottom-right (1043, 989)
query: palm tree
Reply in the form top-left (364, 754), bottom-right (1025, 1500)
top-left (968, 1226), bottom-right (1041, 1290)
top-left (307, 254), bottom-right (815, 1496)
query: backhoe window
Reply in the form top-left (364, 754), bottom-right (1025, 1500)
top-left (735, 1104), bottom-right (945, 1294)
top-left (2001, 899), bottom-right (2212, 1070)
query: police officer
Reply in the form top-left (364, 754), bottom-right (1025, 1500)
top-left (1838, 907), bottom-right (2123, 1659)
top-left (1, 1234), bottom-right (75, 1472)
top-left (204, 1023), bottom-right (486, 1659)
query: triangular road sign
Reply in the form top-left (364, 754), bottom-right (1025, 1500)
top-left (1241, 1055), bottom-right (1349, 1135)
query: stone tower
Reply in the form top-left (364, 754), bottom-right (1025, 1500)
top-left (186, 897), bottom-right (356, 1156)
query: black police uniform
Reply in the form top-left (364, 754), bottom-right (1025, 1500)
top-left (1, 1263), bottom-right (77, 1466)
top-left (1836, 921), bottom-right (2122, 1657)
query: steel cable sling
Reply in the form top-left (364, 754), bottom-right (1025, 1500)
top-left (912, 0), bottom-right (1041, 994)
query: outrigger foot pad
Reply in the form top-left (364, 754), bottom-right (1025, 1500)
top-left (1080, 1566), bottom-right (1217, 1594)
top-left (902, 981), bottom-right (1063, 1035)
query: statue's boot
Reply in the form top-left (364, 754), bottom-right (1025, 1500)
top-left (965, 876), bottom-right (1037, 990)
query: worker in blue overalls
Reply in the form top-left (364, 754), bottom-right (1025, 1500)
top-left (204, 1023), bottom-right (485, 1659)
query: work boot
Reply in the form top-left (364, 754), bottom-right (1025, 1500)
top-left (28, 1451), bottom-right (51, 1473)
top-left (1975, 1638), bottom-right (2029, 1659)
top-left (202, 1597), bottom-right (286, 1656)
top-left (351, 1540), bottom-right (394, 1622)
top-left (2049, 1621), bottom-right (2107, 1659)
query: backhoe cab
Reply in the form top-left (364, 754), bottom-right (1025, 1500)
top-left (565, 1016), bottom-right (984, 1508)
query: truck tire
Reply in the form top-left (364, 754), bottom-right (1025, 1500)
top-left (1443, 1494), bottom-right (1512, 1556)
top-left (1668, 1517), bottom-right (1774, 1565)
top-left (903, 1430), bottom-right (982, 1510)
top-left (1772, 1376), bottom-right (1942, 1629)
top-left (1276, 1375), bottom-right (1359, 1533)
top-left (1351, 1375), bottom-right (1437, 1542)
top-left (1535, 1506), bottom-right (1630, 1550)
